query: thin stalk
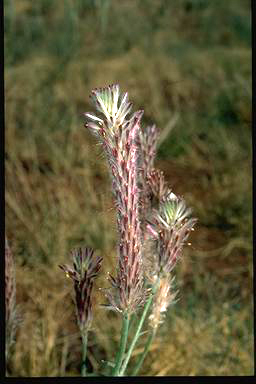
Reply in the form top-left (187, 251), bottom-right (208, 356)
top-left (112, 312), bottom-right (130, 376)
top-left (131, 329), bottom-right (156, 376)
top-left (129, 313), bottom-right (136, 328)
top-left (118, 294), bottom-right (153, 376)
top-left (81, 332), bottom-right (88, 377)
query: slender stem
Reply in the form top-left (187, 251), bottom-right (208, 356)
top-left (131, 329), bottom-right (156, 376)
top-left (129, 313), bottom-right (136, 328)
top-left (81, 332), bottom-right (88, 377)
top-left (118, 294), bottom-right (153, 376)
top-left (112, 312), bottom-right (130, 376)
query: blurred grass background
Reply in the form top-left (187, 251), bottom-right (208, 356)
top-left (5, 0), bottom-right (253, 376)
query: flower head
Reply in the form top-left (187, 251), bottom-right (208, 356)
top-left (60, 247), bottom-right (102, 333)
top-left (91, 84), bottom-right (132, 126)
top-left (146, 193), bottom-right (196, 276)
top-left (149, 276), bottom-right (177, 329)
top-left (84, 84), bottom-right (146, 314)
top-left (85, 84), bottom-right (133, 139)
top-left (138, 124), bottom-right (159, 177)
top-left (146, 168), bottom-right (172, 207)
top-left (145, 192), bottom-right (196, 330)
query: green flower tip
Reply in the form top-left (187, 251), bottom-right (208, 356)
top-left (87, 84), bottom-right (132, 126)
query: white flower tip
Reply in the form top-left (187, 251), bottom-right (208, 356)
top-left (168, 192), bottom-right (178, 200)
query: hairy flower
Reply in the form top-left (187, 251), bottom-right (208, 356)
top-left (84, 84), bottom-right (145, 314)
top-left (60, 247), bottom-right (102, 333)
top-left (138, 124), bottom-right (159, 178)
top-left (137, 125), bottom-right (159, 233)
top-left (146, 168), bottom-right (172, 205)
top-left (149, 276), bottom-right (177, 329)
top-left (89, 84), bottom-right (132, 127)
top-left (146, 192), bottom-right (196, 277)
top-left (146, 192), bottom-right (196, 329)
top-left (5, 237), bottom-right (18, 361)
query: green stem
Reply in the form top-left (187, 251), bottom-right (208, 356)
top-left (131, 329), bottom-right (156, 376)
top-left (81, 332), bottom-right (88, 377)
top-left (118, 295), bottom-right (153, 376)
top-left (112, 312), bottom-right (130, 376)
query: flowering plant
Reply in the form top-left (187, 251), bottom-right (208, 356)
top-left (61, 84), bottom-right (196, 376)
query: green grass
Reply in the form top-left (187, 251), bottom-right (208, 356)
top-left (5, 0), bottom-right (252, 376)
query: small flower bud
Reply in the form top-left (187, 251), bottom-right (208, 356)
top-left (59, 247), bottom-right (102, 333)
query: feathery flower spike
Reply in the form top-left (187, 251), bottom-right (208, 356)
top-left (84, 84), bottom-right (145, 314)
top-left (59, 247), bottom-right (102, 333)
top-left (146, 192), bottom-right (196, 329)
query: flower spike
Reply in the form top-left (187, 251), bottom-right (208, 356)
top-left (60, 247), bottom-right (102, 333)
